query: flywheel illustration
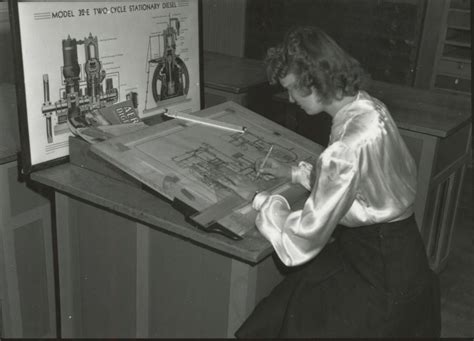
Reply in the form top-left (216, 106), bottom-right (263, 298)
top-left (145, 15), bottom-right (190, 110)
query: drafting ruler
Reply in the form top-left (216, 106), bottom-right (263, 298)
top-left (172, 181), bottom-right (309, 240)
top-left (172, 194), bottom-right (246, 240)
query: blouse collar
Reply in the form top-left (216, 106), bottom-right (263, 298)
top-left (332, 91), bottom-right (369, 125)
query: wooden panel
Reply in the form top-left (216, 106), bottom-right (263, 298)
top-left (437, 58), bottom-right (471, 77)
top-left (50, 182), bottom-right (284, 338)
top-left (434, 74), bottom-right (471, 93)
top-left (54, 192), bottom-right (83, 338)
top-left (399, 131), bottom-right (424, 170)
top-left (422, 164), bottom-right (467, 272)
top-left (72, 199), bottom-right (138, 338)
top-left (69, 136), bottom-right (141, 187)
top-left (450, 0), bottom-right (471, 9)
top-left (254, 254), bottom-right (284, 305)
top-left (435, 167), bottom-right (464, 268)
top-left (0, 161), bottom-right (55, 338)
top-left (149, 228), bottom-right (231, 338)
top-left (438, 165), bottom-right (473, 337)
top-left (8, 166), bottom-right (49, 216)
top-left (13, 220), bottom-right (50, 337)
top-left (434, 123), bottom-right (471, 175)
top-left (414, 0), bottom-right (448, 88)
top-left (446, 9), bottom-right (471, 29)
top-left (429, 0), bottom-right (471, 95)
top-left (422, 182), bottom-right (445, 265)
top-left (396, 128), bottom-right (437, 232)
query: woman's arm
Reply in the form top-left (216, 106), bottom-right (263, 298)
top-left (253, 141), bottom-right (360, 266)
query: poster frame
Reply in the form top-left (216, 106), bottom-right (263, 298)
top-left (8, 0), bottom-right (203, 176)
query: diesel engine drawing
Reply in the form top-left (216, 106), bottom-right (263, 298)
top-left (41, 33), bottom-right (119, 143)
top-left (146, 15), bottom-right (190, 108)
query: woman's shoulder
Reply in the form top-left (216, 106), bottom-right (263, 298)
top-left (337, 92), bottom-right (390, 148)
top-left (350, 91), bottom-right (389, 120)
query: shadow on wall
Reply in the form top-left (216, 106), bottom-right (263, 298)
top-left (0, 2), bottom-right (20, 152)
top-left (0, 3), bottom-right (15, 84)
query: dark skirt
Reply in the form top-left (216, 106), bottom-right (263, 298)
top-left (235, 215), bottom-right (441, 338)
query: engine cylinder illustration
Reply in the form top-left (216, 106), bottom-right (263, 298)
top-left (41, 33), bottom-right (120, 143)
top-left (62, 37), bottom-right (81, 87)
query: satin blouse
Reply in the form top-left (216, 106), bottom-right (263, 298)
top-left (252, 91), bottom-right (417, 267)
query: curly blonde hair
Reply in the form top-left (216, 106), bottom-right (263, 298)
top-left (265, 26), bottom-right (368, 104)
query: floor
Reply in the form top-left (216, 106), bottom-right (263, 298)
top-left (439, 164), bottom-right (473, 337)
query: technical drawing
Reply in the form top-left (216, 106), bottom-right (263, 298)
top-left (144, 15), bottom-right (190, 111)
top-left (171, 143), bottom-right (270, 197)
top-left (225, 131), bottom-right (299, 164)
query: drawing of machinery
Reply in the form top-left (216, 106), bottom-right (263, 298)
top-left (41, 33), bottom-right (119, 143)
top-left (146, 15), bottom-right (190, 107)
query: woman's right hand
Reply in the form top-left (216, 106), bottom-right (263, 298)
top-left (255, 157), bottom-right (292, 180)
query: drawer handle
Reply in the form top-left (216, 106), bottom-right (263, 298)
top-left (454, 78), bottom-right (459, 85)
top-left (458, 63), bottom-right (465, 70)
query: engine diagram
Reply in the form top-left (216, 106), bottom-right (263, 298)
top-left (145, 15), bottom-right (190, 111)
top-left (41, 33), bottom-right (126, 144)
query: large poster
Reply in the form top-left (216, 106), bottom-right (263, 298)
top-left (13, 1), bottom-right (200, 171)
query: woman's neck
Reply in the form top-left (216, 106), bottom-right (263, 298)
top-left (324, 93), bottom-right (358, 117)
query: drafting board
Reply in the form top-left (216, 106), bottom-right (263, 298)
top-left (91, 101), bottom-right (324, 237)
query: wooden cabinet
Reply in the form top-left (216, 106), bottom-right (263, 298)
top-left (415, 0), bottom-right (471, 95)
top-left (397, 124), bottom-right (471, 271)
top-left (431, 0), bottom-right (471, 94)
top-left (30, 163), bottom-right (285, 338)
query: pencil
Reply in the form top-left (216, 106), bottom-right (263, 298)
top-left (165, 111), bottom-right (247, 133)
top-left (256, 144), bottom-right (274, 178)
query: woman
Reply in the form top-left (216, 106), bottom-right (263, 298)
top-left (225, 26), bottom-right (440, 338)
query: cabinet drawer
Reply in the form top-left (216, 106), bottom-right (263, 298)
top-left (443, 44), bottom-right (471, 60)
top-left (434, 74), bottom-right (471, 93)
top-left (447, 10), bottom-right (471, 29)
top-left (437, 59), bottom-right (471, 77)
top-left (450, 0), bottom-right (470, 10)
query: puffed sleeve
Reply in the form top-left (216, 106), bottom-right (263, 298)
top-left (253, 141), bottom-right (360, 266)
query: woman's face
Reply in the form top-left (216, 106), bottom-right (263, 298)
top-left (279, 73), bottom-right (325, 115)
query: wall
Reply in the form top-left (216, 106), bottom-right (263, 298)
top-left (201, 0), bottom-right (247, 56)
top-left (1, 2), bottom-right (56, 338)
top-left (0, 3), bottom-right (19, 153)
top-left (244, 0), bottom-right (427, 86)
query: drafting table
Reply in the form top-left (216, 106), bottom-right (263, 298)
top-left (91, 101), bottom-right (323, 239)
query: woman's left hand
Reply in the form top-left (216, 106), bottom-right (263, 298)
top-left (220, 172), bottom-right (258, 201)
